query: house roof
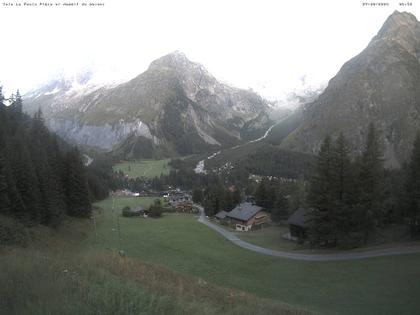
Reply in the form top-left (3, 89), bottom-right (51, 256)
top-left (215, 211), bottom-right (228, 219)
top-left (287, 208), bottom-right (309, 228)
top-left (226, 203), bottom-right (263, 222)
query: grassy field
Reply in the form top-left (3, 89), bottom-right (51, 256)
top-left (113, 159), bottom-right (171, 178)
top-left (105, 196), bottom-right (161, 209)
top-left (84, 197), bottom-right (420, 315)
top-left (233, 225), bottom-right (301, 251)
top-left (0, 220), bottom-right (304, 315)
top-left (209, 220), bottom-right (301, 251)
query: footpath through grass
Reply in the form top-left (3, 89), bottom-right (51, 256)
top-left (84, 197), bottom-right (420, 315)
top-left (113, 159), bottom-right (171, 178)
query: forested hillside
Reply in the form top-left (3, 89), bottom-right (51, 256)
top-left (0, 87), bottom-right (91, 228)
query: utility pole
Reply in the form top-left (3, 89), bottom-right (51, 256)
top-left (92, 213), bottom-right (98, 243)
top-left (117, 214), bottom-right (122, 250)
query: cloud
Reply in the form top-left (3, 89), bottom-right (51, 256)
top-left (0, 0), bottom-right (418, 101)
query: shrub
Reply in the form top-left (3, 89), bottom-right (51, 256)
top-left (122, 206), bottom-right (139, 217)
top-left (0, 215), bottom-right (29, 246)
top-left (149, 200), bottom-right (163, 218)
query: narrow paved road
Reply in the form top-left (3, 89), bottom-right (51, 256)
top-left (196, 206), bottom-right (420, 261)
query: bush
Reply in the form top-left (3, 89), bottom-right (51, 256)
top-left (0, 215), bottom-right (29, 246)
top-left (122, 206), bottom-right (139, 217)
top-left (149, 200), bottom-right (163, 218)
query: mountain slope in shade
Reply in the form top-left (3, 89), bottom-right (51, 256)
top-left (24, 52), bottom-right (272, 157)
top-left (280, 11), bottom-right (420, 167)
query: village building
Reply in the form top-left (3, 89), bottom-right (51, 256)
top-left (286, 208), bottom-right (309, 240)
top-left (167, 192), bottom-right (192, 204)
top-left (225, 202), bottom-right (270, 231)
top-left (215, 210), bottom-right (228, 221)
top-left (166, 191), bottom-right (195, 213)
top-left (112, 189), bottom-right (138, 197)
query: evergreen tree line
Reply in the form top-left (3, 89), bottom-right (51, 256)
top-left (253, 178), bottom-right (299, 222)
top-left (0, 88), bottom-right (91, 227)
top-left (307, 123), bottom-right (420, 247)
top-left (200, 183), bottom-right (242, 216)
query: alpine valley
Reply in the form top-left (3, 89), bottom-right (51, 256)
top-left (3, 8), bottom-right (420, 315)
top-left (24, 11), bottom-right (420, 169)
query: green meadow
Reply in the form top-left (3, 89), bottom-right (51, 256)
top-left (82, 197), bottom-right (420, 315)
top-left (113, 159), bottom-right (171, 178)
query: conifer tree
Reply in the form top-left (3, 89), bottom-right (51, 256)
top-left (330, 133), bottom-right (353, 241)
top-left (0, 86), bottom-right (4, 105)
top-left (272, 193), bottom-right (289, 222)
top-left (11, 133), bottom-right (42, 222)
top-left (255, 179), bottom-right (276, 209)
top-left (192, 188), bottom-right (203, 203)
top-left (11, 90), bottom-right (23, 114)
top-left (358, 123), bottom-right (384, 242)
top-left (307, 136), bottom-right (336, 246)
top-left (232, 188), bottom-right (242, 206)
top-left (405, 132), bottom-right (420, 236)
top-left (64, 148), bottom-right (91, 218)
top-left (255, 179), bottom-right (267, 207)
top-left (0, 154), bottom-right (11, 215)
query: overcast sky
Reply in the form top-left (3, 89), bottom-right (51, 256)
top-left (0, 0), bottom-right (419, 101)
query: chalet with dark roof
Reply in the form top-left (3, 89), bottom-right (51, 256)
top-left (225, 202), bottom-right (270, 231)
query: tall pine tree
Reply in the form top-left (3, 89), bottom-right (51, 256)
top-left (358, 123), bottom-right (384, 242)
top-left (307, 136), bottom-right (337, 246)
top-left (330, 133), bottom-right (353, 242)
top-left (405, 132), bottom-right (420, 237)
top-left (64, 148), bottom-right (91, 218)
top-left (0, 154), bottom-right (11, 215)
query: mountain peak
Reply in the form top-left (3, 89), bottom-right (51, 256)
top-left (149, 51), bottom-right (193, 70)
top-left (376, 11), bottom-right (419, 39)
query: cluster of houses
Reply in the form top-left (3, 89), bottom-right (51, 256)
top-left (112, 189), bottom-right (140, 197)
top-left (163, 190), bottom-right (197, 213)
top-left (112, 189), bottom-right (163, 198)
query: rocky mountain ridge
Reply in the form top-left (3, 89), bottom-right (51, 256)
top-left (280, 11), bottom-right (420, 167)
top-left (24, 52), bottom-right (272, 157)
